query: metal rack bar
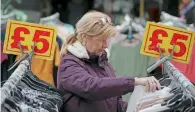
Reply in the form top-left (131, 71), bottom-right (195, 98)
top-left (164, 61), bottom-right (195, 97)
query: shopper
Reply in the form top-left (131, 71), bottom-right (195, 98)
top-left (57, 10), bottom-right (161, 112)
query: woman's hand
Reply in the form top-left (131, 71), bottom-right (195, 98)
top-left (134, 76), bottom-right (161, 92)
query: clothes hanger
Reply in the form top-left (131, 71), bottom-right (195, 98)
top-left (164, 65), bottom-right (183, 93)
top-left (159, 75), bottom-right (171, 83)
top-left (166, 93), bottom-right (195, 110)
top-left (176, 95), bottom-right (195, 109)
top-left (7, 42), bottom-right (35, 71)
top-left (5, 83), bottom-right (24, 110)
top-left (143, 56), bottom-right (193, 111)
top-left (159, 68), bottom-right (185, 107)
top-left (146, 44), bottom-right (175, 75)
top-left (167, 79), bottom-right (182, 95)
top-left (173, 76), bottom-right (195, 100)
top-left (169, 75), bottom-right (184, 93)
top-left (3, 97), bottom-right (22, 111)
top-left (185, 107), bottom-right (195, 112)
top-left (163, 79), bottom-right (195, 109)
top-left (160, 78), bottom-right (173, 87)
top-left (0, 77), bottom-right (19, 86)
top-left (158, 73), bottom-right (169, 81)
top-left (166, 71), bottom-right (195, 109)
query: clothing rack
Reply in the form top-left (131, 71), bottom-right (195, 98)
top-left (1, 42), bottom-right (35, 107)
top-left (164, 61), bottom-right (195, 97)
top-left (126, 57), bottom-right (195, 112)
top-left (0, 60), bottom-right (30, 106)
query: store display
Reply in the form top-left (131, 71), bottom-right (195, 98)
top-left (3, 20), bottom-right (57, 60)
top-left (1, 60), bottom-right (64, 112)
top-left (140, 21), bottom-right (195, 64)
top-left (127, 61), bottom-right (195, 112)
top-left (1, 1), bottom-right (195, 112)
top-left (40, 12), bottom-right (74, 43)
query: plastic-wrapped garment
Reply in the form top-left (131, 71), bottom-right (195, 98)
top-left (1, 71), bottom-right (64, 112)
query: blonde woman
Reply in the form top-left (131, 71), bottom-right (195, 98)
top-left (57, 11), bottom-right (161, 112)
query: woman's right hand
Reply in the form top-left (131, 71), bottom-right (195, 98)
top-left (134, 76), bottom-right (161, 92)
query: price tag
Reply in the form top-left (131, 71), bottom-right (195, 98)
top-left (140, 22), bottom-right (195, 64)
top-left (3, 20), bottom-right (57, 60)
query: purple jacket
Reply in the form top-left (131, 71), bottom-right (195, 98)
top-left (57, 54), bottom-right (135, 112)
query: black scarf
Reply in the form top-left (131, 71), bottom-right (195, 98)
top-left (82, 50), bottom-right (108, 68)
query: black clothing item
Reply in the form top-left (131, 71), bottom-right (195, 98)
top-left (1, 71), bottom-right (64, 112)
top-left (1, 55), bottom-right (17, 86)
top-left (184, 107), bottom-right (195, 112)
top-left (162, 0), bottom-right (179, 17)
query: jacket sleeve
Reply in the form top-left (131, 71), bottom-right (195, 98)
top-left (58, 60), bottom-right (135, 101)
top-left (117, 96), bottom-right (128, 112)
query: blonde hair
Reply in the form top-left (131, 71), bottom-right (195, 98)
top-left (60, 10), bottom-right (116, 57)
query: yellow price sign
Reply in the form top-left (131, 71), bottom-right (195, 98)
top-left (140, 22), bottom-right (195, 64)
top-left (3, 20), bottom-right (57, 60)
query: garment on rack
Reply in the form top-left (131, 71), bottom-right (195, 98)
top-left (1, 26), bottom-right (7, 63)
top-left (40, 13), bottom-right (74, 45)
top-left (184, 107), bottom-right (195, 112)
top-left (127, 66), bottom-right (195, 112)
top-left (16, 42), bottom-right (60, 85)
top-left (56, 36), bottom-right (63, 50)
top-left (1, 27), bottom-right (6, 42)
top-left (1, 71), bottom-right (64, 112)
top-left (131, 86), bottom-right (195, 112)
top-left (1, 26), bottom-right (17, 85)
top-left (1, 55), bottom-right (17, 86)
top-left (109, 42), bottom-right (156, 77)
top-left (1, 60), bottom-right (9, 86)
top-left (1, 42), bottom-right (8, 63)
top-left (57, 23), bottom-right (75, 43)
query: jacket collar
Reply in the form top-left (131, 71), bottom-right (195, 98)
top-left (67, 40), bottom-right (90, 59)
top-left (67, 41), bottom-right (109, 68)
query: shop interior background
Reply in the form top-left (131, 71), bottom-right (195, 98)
top-left (1, 0), bottom-right (180, 25)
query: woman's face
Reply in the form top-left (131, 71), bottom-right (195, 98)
top-left (85, 36), bottom-right (109, 55)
